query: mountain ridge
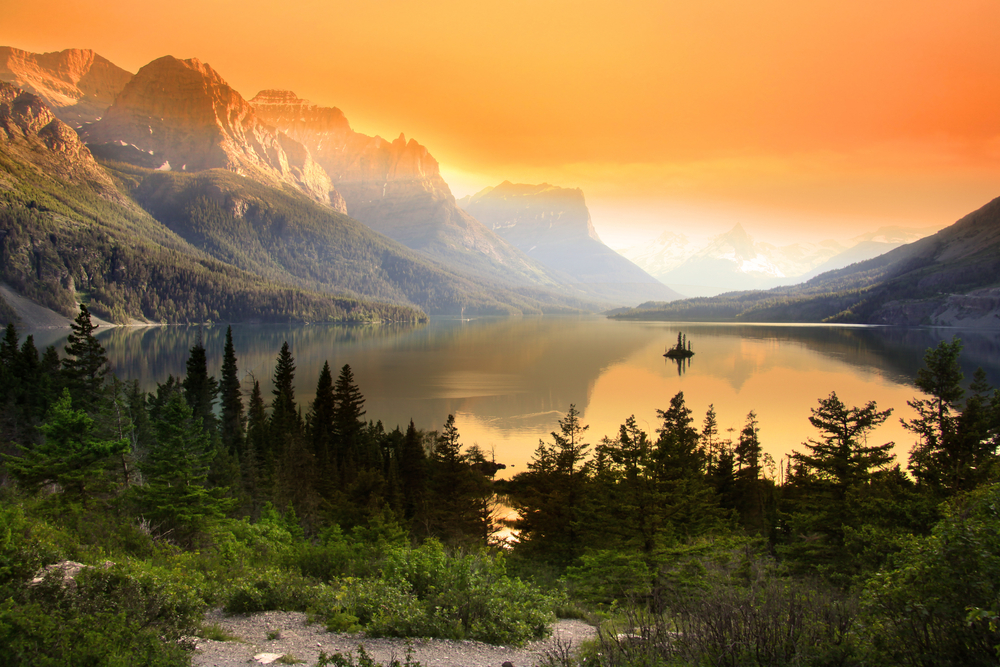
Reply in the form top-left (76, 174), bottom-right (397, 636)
top-left (609, 196), bottom-right (1000, 328)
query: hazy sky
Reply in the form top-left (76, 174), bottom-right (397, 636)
top-left (4, 0), bottom-right (999, 246)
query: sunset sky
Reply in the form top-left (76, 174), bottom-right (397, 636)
top-left (4, 0), bottom-right (999, 246)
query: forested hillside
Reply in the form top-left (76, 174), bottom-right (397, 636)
top-left (2, 308), bottom-right (1000, 665)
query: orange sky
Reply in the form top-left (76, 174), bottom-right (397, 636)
top-left (3, 0), bottom-right (999, 245)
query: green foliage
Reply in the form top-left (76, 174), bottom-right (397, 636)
top-left (315, 646), bottom-right (423, 667)
top-left (860, 483), bottom-right (1000, 666)
top-left (6, 390), bottom-right (129, 509)
top-left (224, 567), bottom-right (317, 613)
top-left (324, 540), bottom-right (556, 646)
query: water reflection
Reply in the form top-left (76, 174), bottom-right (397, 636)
top-left (30, 317), bottom-right (1000, 477)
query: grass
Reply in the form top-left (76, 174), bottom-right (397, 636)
top-left (200, 622), bottom-right (243, 642)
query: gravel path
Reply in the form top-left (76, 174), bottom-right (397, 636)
top-left (192, 610), bottom-right (595, 667)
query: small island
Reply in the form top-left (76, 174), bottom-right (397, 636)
top-left (664, 331), bottom-right (694, 359)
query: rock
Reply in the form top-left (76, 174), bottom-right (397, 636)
top-left (29, 559), bottom-right (113, 590)
top-left (253, 653), bottom-right (285, 664)
top-left (82, 57), bottom-right (338, 208)
top-left (0, 46), bottom-right (133, 125)
top-left (0, 81), bottom-right (118, 190)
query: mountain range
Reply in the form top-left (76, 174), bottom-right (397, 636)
top-left (619, 224), bottom-right (939, 297)
top-left (458, 181), bottom-right (681, 304)
top-left (611, 197), bottom-right (1000, 328)
top-left (0, 47), bottom-right (678, 325)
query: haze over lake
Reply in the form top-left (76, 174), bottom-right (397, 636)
top-left (31, 317), bottom-right (1000, 477)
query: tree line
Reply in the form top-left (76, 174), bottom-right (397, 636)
top-left (3, 305), bottom-right (1000, 665)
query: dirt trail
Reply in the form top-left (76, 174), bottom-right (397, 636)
top-left (192, 610), bottom-right (595, 667)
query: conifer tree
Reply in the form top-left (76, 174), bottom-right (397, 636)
top-left (429, 415), bottom-right (478, 542)
top-left (219, 326), bottom-right (245, 457)
top-left (245, 379), bottom-right (269, 504)
top-left (6, 389), bottom-right (128, 508)
top-left (398, 419), bottom-right (428, 525)
top-left (61, 305), bottom-right (110, 409)
top-left (332, 363), bottom-right (368, 474)
top-left (270, 342), bottom-right (299, 439)
top-left (139, 383), bottom-right (231, 544)
top-left (308, 361), bottom-right (336, 488)
top-left (182, 338), bottom-right (218, 435)
top-left (904, 338), bottom-right (971, 493)
top-left (795, 392), bottom-right (894, 497)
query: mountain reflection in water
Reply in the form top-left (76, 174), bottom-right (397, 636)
top-left (30, 317), bottom-right (1000, 477)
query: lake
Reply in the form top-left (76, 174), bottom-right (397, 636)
top-left (28, 317), bottom-right (1000, 478)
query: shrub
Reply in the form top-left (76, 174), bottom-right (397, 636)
top-left (225, 567), bottom-right (317, 613)
top-left (331, 540), bottom-right (556, 646)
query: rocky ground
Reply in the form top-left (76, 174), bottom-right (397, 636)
top-left (191, 609), bottom-right (596, 667)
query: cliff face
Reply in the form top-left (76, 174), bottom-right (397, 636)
top-left (0, 81), bottom-right (116, 190)
top-left (0, 47), bottom-right (133, 126)
top-left (459, 181), bottom-right (682, 305)
top-left (82, 58), bottom-right (343, 210)
top-left (251, 90), bottom-right (561, 286)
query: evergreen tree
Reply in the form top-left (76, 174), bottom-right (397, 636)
top-left (138, 385), bottom-right (230, 545)
top-left (398, 419), bottom-right (429, 527)
top-left (182, 338), bottom-right (218, 435)
top-left (332, 363), bottom-right (368, 475)
top-left (270, 341), bottom-right (299, 439)
top-left (308, 361), bottom-right (336, 489)
top-left (61, 305), bottom-right (110, 409)
top-left (904, 338), bottom-right (981, 493)
top-left (244, 379), bottom-right (269, 505)
top-left (794, 392), bottom-right (894, 497)
top-left (219, 326), bottom-right (245, 457)
top-left (6, 389), bottom-right (128, 508)
top-left (429, 414), bottom-right (478, 543)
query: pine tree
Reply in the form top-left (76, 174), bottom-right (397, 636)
top-left (139, 384), bottom-right (231, 545)
top-left (904, 338), bottom-right (971, 493)
top-left (270, 342), bottom-right (299, 440)
top-left (794, 392), bottom-right (894, 497)
top-left (219, 326), bottom-right (245, 457)
top-left (398, 419), bottom-right (428, 526)
top-left (332, 363), bottom-right (368, 474)
top-left (245, 379), bottom-right (269, 504)
top-left (6, 389), bottom-right (128, 508)
top-left (429, 414), bottom-right (477, 542)
top-left (61, 305), bottom-right (110, 409)
top-left (308, 361), bottom-right (336, 489)
top-left (182, 338), bottom-right (218, 435)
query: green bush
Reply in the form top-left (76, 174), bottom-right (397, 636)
top-left (0, 561), bottom-right (202, 666)
top-left (330, 540), bottom-right (556, 645)
top-left (225, 567), bottom-right (317, 613)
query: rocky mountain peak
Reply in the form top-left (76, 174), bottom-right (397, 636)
top-left (0, 81), bottom-right (116, 190)
top-left (462, 181), bottom-right (601, 243)
top-left (82, 58), bottom-right (342, 210)
top-left (249, 89), bottom-right (351, 136)
top-left (0, 46), bottom-right (133, 125)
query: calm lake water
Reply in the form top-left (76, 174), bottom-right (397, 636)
top-left (28, 317), bottom-right (1000, 478)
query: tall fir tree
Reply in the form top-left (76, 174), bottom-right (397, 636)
top-left (219, 326), bottom-right (245, 458)
top-left (139, 384), bottom-right (231, 545)
top-left (308, 361), bottom-right (336, 490)
top-left (6, 389), bottom-right (128, 509)
top-left (61, 305), bottom-right (110, 410)
top-left (182, 338), bottom-right (219, 436)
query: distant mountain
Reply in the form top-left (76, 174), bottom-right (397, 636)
top-left (0, 47), bottom-right (132, 126)
top-left (610, 197), bottom-right (1000, 328)
top-left (81, 58), bottom-right (342, 209)
top-left (457, 181), bottom-right (682, 305)
top-left (620, 223), bottom-right (937, 296)
top-left (250, 90), bottom-right (572, 289)
top-left (0, 81), bottom-right (423, 324)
